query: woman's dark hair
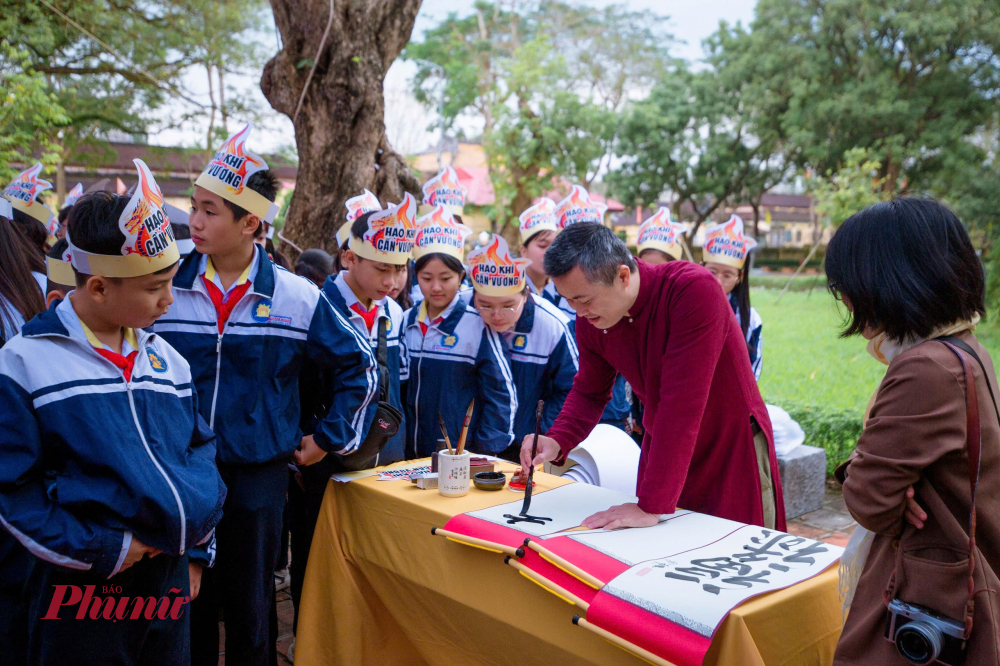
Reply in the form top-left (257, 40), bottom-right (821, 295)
top-left (332, 238), bottom-right (349, 273)
top-left (413, 252), bottom-right (466, 278)
top-left (0, 217), bottom-right (46, 345)
top-left (295, 248), bottom-right (334, 287)
top-left (825, 198), bottom-right (985, 343)
top-left (11, 209), bottom-right (48, 266)
top-left (731, 265), bottom-right (751, 339)
top-left (544, 223), bottom-right (636, 286)
top-left (265, 238), bottom-right (290, 270)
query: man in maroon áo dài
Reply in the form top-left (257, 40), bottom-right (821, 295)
top-left (520, 224), bottom-right (785, 531)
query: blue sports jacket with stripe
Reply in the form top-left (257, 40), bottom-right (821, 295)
top-left (402, 293), bottom-right (517, 457)
top-left (152, 245), bottom-right (379, 464)
top-left (0, 298), bottom-right (226, 578)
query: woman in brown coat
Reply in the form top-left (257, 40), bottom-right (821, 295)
top-left (826, 198), bottom-right (999, 665)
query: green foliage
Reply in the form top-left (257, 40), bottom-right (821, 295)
top-left (0, 44), bottom-right (68, 182)
top-left (709, 0), bottom-right (1000, 197)
top-left (807, 148), bottom-right (892, 227)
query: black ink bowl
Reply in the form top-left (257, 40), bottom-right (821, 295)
top-left (473, 471), bottom-right (506, 491)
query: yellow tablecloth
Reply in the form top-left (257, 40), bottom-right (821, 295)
top-left (295, 461), bottom-right (843, 666)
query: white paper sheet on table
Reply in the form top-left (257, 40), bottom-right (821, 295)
top-left (602, 526), bottom-right (844, 637)
top-left (566, 511), bottom-right (746, 566)
top-left (464, 483), bottom-right (639, 537)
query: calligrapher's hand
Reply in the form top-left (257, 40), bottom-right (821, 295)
top-left (582, 502), bottom-right (659, 530)
top-left (519, 434), bottom-right (560, 478)
top-left (904, 486), bottom-right (927, 529)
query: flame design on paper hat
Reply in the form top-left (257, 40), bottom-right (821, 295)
top-left (63, 183), bottom-right (84, 209)
top-left (349, 192), bottom-right (417, 264)
top-left (518, 197), bottom-right (558, 244)
top-left (637, 207), bottom-right (689, 260)
top-left (420, 166), bottom-right (467, 215)
top-left (702, 214), bottom-right (757, 269)
top-left (467, 234), bottom-right (532, 296)
top-left (195, 123), bottom-right (279, 224)
top-left (2, 163), bottom-right (55, 227)
top-left (412, 204), bottom-right (472, 261)
top-left (68, 159), bottom-right (179, 278)
top-left (339, 189), bottom-right (382, 247)
top-left (555, 185), bottom-right (607, 229)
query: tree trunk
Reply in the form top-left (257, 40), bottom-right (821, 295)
top-left (261, 0), bottom-right (422, 255)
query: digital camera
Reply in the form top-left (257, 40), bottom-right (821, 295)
top-left (884, 599), bottom-right (968, 665)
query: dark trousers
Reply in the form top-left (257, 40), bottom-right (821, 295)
top-left (190, 459), bottom-right (287, 666)
top-left (25, 553), bottom-right (191, 666)
top-left (287, 470), bottom-right (325, 635)
top-left (0, 534), bottom-right (32, 666)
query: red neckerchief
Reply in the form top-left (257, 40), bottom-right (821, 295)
top-left (201, 276), bottom-right (253, 334)
top-left (419, 316), bottom-right (444, 337)
top-left (349, 302), bottom-right (379, 334)
top-left (94, 347), bottom-right (139, 382)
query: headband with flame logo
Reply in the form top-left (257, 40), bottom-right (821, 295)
top-left (420, 166), bottom-right (467, 215)
top-left (518, 197), bottom-right (558, 244)
top-left (69, 159), bottom-right (179, 278)
top-left (412, 204), bottom-right (472, 261)
top-left (47, 232), bottom-right (75, 285)
top-left (195, 123), bottom-right (280, 224)
top-left (555, 185), bottom-right (607, 229)
top-left (637, 208), bottom-right (689, 260)
top-left (467, 234), bottom-right (532, 297)
top-left (349, 192), bottom-right (417, 264)
top-left (340, 189), bottom-right (382, 247)
top-left (702, 214), bottom-right (757, 269)
top-left (2, 163), bottom-right (55, 227)
top-left (63, 183), bottom-right (84, 210)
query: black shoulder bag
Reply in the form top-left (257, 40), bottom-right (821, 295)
top-left (328, 317), bottom-right (403, 472)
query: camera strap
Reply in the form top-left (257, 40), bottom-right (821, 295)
top-left (883, 339), bottom-right (982, 639)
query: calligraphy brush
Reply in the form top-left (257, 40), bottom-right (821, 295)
top-left (519, 400), bottom-right (545, 516)
top-left (437, 412), bottom-right (454, 454)
top-left (455, 399), bottom-right (475, 455)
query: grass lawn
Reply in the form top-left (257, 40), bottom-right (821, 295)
top-left (751, 285), bottom-right (1000, 472)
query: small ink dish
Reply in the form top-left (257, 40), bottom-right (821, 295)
top-left (473, 471), bottom-right (506, 491)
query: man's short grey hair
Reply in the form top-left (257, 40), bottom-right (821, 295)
top-left (544, 223), bottom-right (637, 286)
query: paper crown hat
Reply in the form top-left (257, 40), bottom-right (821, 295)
top-left (412, 204), bottom-right (472, 261)
top-left (62, 183), bottom-right (85, 210)
top-left (518, 197), bottom-right (558, 244)
top-left (348, 192), bottom-right (417, 264)
top-left (702, 214), bottom-right (757, 269)
top-left (47, 235), bottom-right (75, 285)
top-left (195, 123), bottom-right (279, 224)
top-left (162, 202), bottom-right (194, 255)
top-left (340, 189), bottom-right (382, 247)
top-left (555, 185), bottom-right (607, 228)
top-left (2, 163), bottom-right (55, 227)
top-left (637, 208), bottom-right (689, 260)
top-left (467, 234), bottom-right (532, 297)
top-left (69, 159), bottom-right (179, 278)
top-left (420, 166), bottom-right (467, 215)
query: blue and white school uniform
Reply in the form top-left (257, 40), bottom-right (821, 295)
top-left (501, 293), bottom-right (578, 447)
top-left (0, 297), bottom-right (225, 575)
top-left (152, 245), bottom-right (379, 461)
top-left (403, 292), bottom-right (517, 457)
top-left (322, 271), bottom-right (408, 464)
top-left (731, 294), bottom-right (763, 380)
top-left (540, 279), bottom-right (632, 426)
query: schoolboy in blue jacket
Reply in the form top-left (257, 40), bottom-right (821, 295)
top-left (471, 231), bottom-right (578, 458)
top-left (0, 164), bottom-right (225, 666)
top-left (150, 125), bottom-right (378, 666)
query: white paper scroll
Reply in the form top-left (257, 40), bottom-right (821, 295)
top-left (602, 526), bottom-right (844, 637)
top-left (464, 483), bottom-right (638, 537)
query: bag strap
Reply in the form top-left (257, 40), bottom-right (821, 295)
top-left (377, 316), bottom-right (390, 403)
